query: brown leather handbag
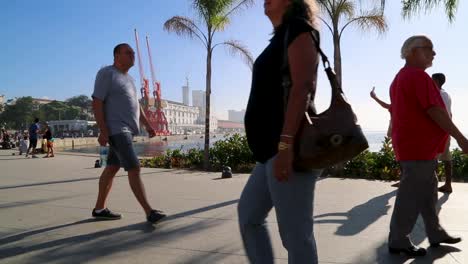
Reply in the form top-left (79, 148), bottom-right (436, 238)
top-left (282, 28), bottom-right (368, 170)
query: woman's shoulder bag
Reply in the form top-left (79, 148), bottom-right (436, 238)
top-left (282, 27), bottom-right (369, 170)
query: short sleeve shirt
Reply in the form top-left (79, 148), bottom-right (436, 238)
top-left (29, 123), bottom-right (39, 140)
top-left (244, 17), bottom-right (318, 163)
top-left (440, 89), bottom-right (452, 117)
top-left (92, 65), bottom-right (140, 136)
top-left (390, 66), bottom-right (448, 160)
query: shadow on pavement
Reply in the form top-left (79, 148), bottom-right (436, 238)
top-left (314, 190), bottom-right (397, 236)
top-left (368, 242), bottom-right (461, 264)
top-left (0, 194), bottom-right (83, 210)
top-left (0, 171), bottom-right (167, 190)
top-left (351, 193), bottom-right (459, 263)
top-left (0, 199), bottom-right (239, 263)
top-left (165, 199), bottom-right (239, 221)
top-left (179, 246), bottom-right (244, 263)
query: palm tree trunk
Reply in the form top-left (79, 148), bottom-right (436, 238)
top-left (332, 29), bottom-right (345, 175)
top-left (333, 31), bottom-right (342, 87)
top-left (203, 48), bottom-right (212, 170)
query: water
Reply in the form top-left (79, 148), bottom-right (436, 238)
top-left (65, 136), bottom-right (224, 157)
top-left (63, 132), bottom-right (460, 157)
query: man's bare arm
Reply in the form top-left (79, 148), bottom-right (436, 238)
top-left (92, 98), bottom-right (111, 146)
top-left (427, 106), bottom-right (465, 142)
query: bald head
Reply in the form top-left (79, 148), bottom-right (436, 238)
top-left (112, 43), bottom-right (135, 73)
top-left (113, 43), bottom-right (130, 57)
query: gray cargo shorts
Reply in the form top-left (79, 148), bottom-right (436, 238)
top-left (107, 132), bottom-right (139, 171)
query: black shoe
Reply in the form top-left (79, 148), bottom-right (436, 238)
top-left (430, 236), bottom-right (462, 247)
top-left (92, 208), bottom-right (122, 220)
top-left (147, 209), bottom-right (166, 224)
top-left (389, 246), bottom-right (427, 257)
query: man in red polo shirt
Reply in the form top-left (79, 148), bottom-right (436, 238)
top-left (388, 35), bottom-right (468, 257)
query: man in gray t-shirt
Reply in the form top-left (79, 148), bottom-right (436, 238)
top-left (91, 43), bottom-right (166, 224)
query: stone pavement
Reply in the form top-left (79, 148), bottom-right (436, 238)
top-left (0, 150), bottom-right (467, 264)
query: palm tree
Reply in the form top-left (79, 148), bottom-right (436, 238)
top-left (396, 0), bottom-right (459, 22)
top-left (317, 0), bottom-right (388, 87)
top-left (164, 0), bottom-right (254, 170)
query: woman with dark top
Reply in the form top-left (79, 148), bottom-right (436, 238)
top-left (238, 0), bottom-right (321, 263)
top-left (43, 125), bottom-right (54, 158)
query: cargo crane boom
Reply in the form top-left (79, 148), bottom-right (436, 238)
top-left (134, 29), bottom-right (169, 135)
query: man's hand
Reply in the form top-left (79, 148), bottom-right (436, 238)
top-left (456, 137), bottom-right (468, 154)
top-left (98, 132), bottom-right (108, 146)
top-left (147, 127), bottom-right (156, 138)
top-left (370, 86), bottom-right (376, 99)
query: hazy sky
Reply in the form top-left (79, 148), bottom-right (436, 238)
top-left (2, 0), bottom-right (467, 131)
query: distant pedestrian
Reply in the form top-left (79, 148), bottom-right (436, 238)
top-left (430, 73), bottom-right (453, 193)
top-left (239, 0), bottom-right (321, 263)
top-left (26, 118), bottom-right (40, 158)
top-left (370, 88), bottom-right (401, 187)
top-left (91, 43), bottom-right (166, 224)
top-left (43, 125), bottom-right (55, 158)
top-left (19, 135), bottom-right (29, 155)
top-left (370, 87), bottom-right (391, 136)
top-left (1, 129), bottom-right (11, 149)
top-left (388, 35), bottom-right (467, 257)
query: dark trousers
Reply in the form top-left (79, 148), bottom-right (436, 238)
top-left (389, 160), bottom-right (449, 248)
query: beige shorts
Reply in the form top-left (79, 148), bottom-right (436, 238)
top-left (438, 139), bottom-right (452, 161)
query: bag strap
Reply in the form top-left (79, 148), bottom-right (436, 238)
top-left (282, 26), bottom-right (344, 99)
top-left (282, 28), bottom-right (329, 70)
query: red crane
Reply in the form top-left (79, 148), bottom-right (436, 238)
top-left (134, 29), bottom-right (169, 135)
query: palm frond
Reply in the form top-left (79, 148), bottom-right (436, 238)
top-left (339, 9), bottom-right (388, 38)
top-left (212, 15), bottom-right (230, 32)
top-left (214, 40), bottom-right (254, 70)
top-left (317, 0), bottom-right (335, 20)
top-left (318, 16), bottom-right (334, 35)
top-left (336, 1), bottom-right (356, 21)
top-left (163, 16), bottom-right (208, 47)
top-left (401, 0), bottom-right (458, 22)
top-left (223, 0), bottom-right (255, 19)
top-left (192, 0), bottom-right (254, 35)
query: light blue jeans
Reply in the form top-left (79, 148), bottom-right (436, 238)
top-left (238, 156), bottom-right (321, 264)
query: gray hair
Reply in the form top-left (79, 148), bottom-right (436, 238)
top-left (400, 35), bottom-right (431, 59)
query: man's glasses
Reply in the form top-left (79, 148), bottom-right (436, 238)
top-left (415, 46), bottom-right (434, 51)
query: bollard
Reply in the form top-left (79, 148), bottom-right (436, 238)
top-left (164, 157), bottom-right (172, 169)
top-left (222, 166), bottom-right (232, 179)
top-left (72, 140), bottom-right (74, 150)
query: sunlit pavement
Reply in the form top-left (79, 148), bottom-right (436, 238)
top-left (1, 150), bottom-right (467, 264)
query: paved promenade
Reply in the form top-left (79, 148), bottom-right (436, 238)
top-left (0, 150), bottom-right (467, 264)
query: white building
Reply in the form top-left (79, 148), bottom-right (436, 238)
top-left (163, 100), bottom-right (206, 134)
top-left (192, 90), bottom-right (205, 109)
top-left (228, 109), bottom-right (246, 123)
top-left (182, 85), bottom-right (190, 106)
top-left (192, 89), bottom-right (210, 121)
top-left (47, 120), bottom-right (97, 136)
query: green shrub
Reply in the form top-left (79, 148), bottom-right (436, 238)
top-left (141, 134), bottom-right (255, 172)
top-left (343, 137), bottom-right (399, 180)
top-left (451, 149), bottom-right (468, 182)
top-left (141, 135), bottom-right (468, 181)
top-left (209, 133), bottom-right (254, 171)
